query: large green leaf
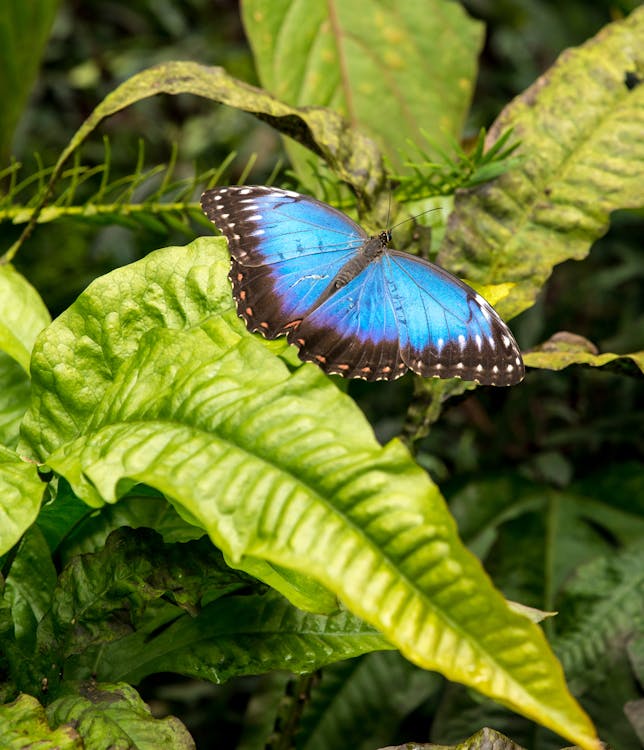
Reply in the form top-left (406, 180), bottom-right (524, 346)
top-left (241, 0), bottom-right (484, 171)
top-left (22, 239), bottom-right (599, 747)
top-left (438, 7), bottom-right (644, 319)
top-left (0, 0), bottom-right (60, 162)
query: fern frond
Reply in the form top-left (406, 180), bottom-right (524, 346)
top-left (554, 546), bottom-right (644, 695)
top-left (0, 140), bottom-right (263, 238)
top-left (393, 128), bottom-right (521, 203)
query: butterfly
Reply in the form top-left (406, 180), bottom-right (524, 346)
top-left (200, 186), bottom-right (524, 385)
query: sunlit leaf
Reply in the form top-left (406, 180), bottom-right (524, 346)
top-left (21, 239), bottom-right (600, 748)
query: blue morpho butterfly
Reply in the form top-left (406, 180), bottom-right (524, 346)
top-left (200, 186), bottom-right (524, 386)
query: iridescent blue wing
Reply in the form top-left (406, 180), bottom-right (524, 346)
top-left (385, 252), bottom-right (524, 384)
top-left (292, 251), bottom-right (524, 385)
top-left (201, 186), bottom-right (366, 337)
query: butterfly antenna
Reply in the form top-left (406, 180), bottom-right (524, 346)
top-left (388, 205), bottom-right (443, 233)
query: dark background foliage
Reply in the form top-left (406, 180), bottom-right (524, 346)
top-left (3, 1), bottom-right (642, 747)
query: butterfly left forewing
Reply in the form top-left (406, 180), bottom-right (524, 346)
top-left (201, 186), bottom-right (367, 337)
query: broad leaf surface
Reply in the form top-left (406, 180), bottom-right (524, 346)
top-left (22, 239), bottom-right (599, 747)
top-left (439, 7), bottom-right (644, 320)
top-left (0, 446), bottom-right (46, 556)
top-left (241, 0), bottom-right (483, 171)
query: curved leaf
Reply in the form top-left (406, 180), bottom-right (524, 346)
top-left (0, 446), bottom-right (46, 556)
top-left (438, 7), bottom-right (644, 319)
top-left (524, 331), bottom-right (644, 376)
top-left (0, 264), bottom-right (51, 372)
top-left (241, 0), bottom-right (483, 171)
top-left (27, 240), bottom-right (599, 748)
top-left (7, 61), bottom-right (385, 261)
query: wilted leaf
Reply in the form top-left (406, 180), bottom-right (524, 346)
top-left (524, 331), bottom-right (644, 376)
top-left (47, 681), bottom-right (194, 750)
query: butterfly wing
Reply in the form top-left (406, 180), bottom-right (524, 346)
top-left (201, 186), bottom-right (367, 337)
top-left (291, 260), bottom-right (408, 379)
top-left (201, 186), bottom-right (523, 385)
top-left (381, 252), bottom-right (524, 384)
top-left (292, 251), bottom-right (524, 384)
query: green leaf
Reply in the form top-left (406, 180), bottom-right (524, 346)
top-left (36, 528), bottom-right (386, 687)
top-left (0, 445), bottom-right (46, 556)
top-left (0, 693), bottom-right (81, 750)
top-left (524, 331), bottom-right (644, 376)
top-left (47, 681), bottom-right (194, 750)
top-left (0, 0), bottom-right (60, 162)
top-left (241, 0), bottom-right (484, 172)
top-left (0, 264), bottom-right (51, 373)
top-left (438, 7), bottom-right (644, 320)
top-left (4, 525), bottom-right (57, 651)
top-left (85, 590), bottom-right (390, 686)
top-left (25, 240), bottom-right (599, 748)
top-left (0, 352), bottom-right (30, 448)
top-left (20, 238), bottom-right (234, 460)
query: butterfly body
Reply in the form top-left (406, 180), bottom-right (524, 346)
top-left (201, 186), bottom-right (524, 385)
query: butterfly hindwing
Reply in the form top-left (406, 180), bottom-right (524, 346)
top-left (383, 252), bottom-right (524, 385)
top-left (291, 261), bottom-right (407, 379)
